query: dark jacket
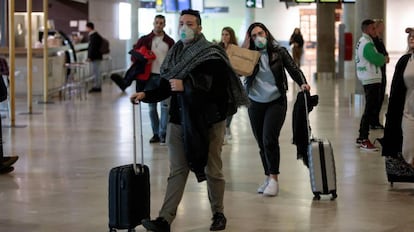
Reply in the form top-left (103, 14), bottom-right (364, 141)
top-left (141, 59), bottom-right (232, 182)
top-left (380, 53), bottom-right (410, 157)
top-left (292, 91), bottom-right (318, 167)
top-left (245, 45), bottom-right (307, 96)
top-left (134, 31), bottom-right (175, 52)
top-left (87, 31), bottom-right (103, 61)
top-left (289, 34), bottom-right (304, 48)
top-left (373, 36), bottom-right (389, 74)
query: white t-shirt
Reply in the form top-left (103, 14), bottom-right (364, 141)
top-left (151, 35), bottom-right (169, 74)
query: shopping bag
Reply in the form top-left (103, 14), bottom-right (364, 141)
top-left (226, 44), bottom-right (260, 76)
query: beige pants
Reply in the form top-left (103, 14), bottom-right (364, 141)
top-left (159, 121), bottom-right (226, 223)
top-left (292, 46), bottom-right (303, 68)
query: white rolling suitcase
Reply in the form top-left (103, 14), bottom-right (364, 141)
top-left (303, 91), bottom-right (338, 200)
top-left (308, 138), bottom-right (337, 200)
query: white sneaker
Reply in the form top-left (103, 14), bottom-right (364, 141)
top-left (257, 176), bottom-right (270, 194)
top-left (263, 178), bottom-right (279, 196)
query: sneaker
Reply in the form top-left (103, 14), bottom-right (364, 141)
top-left (110, 74), bottom-right (127, 91)
top-left (142, 217), bottom-right (170, 232)
top-left (210, 212), bottom-right (227, 231)
top-left (160, 137), bottom-right (166, 145)
top-left (370, 124), bottom-right (385, 130)
top-left (1, 156), bottom-right (19, 167)
top-left (355, 138), bottom-right (364, 147)
top-left (0, 166), bottom-right (14, 174)
top-left (360, 139), bottom-right (379, 152)
top-left (149, 135), bottom-right (160, 143)
top-left (88, 87), bottom-right (101, 93)
top-left (263, 178), bottom-right (279, 196)
top-left (257, 176), bottom-right (270, 194)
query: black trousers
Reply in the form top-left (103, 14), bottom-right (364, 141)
top-left (374, 72), bottom-right (387, 125)
top-left (248, 97), bottom-right (287, 175)
top-left (359, 83), bottom-right (381, 139)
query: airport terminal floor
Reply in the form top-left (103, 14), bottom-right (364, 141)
top-left (1, 50), bottom-right (414, 232)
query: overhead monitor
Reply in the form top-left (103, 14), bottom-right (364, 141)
top-left (295, 0), bottom-right (316, 3)
top-left (165, 0), bottom-right (203, 13)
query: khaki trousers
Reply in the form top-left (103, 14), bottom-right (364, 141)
top-left (159, 120), bottom-right (226, 223)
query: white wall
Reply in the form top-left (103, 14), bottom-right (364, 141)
top-left (386, 0), bottom-right (414, 53)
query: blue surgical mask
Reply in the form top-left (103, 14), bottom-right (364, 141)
top-left (254, 36), bottom-right (267, 49)
top-left (179, 25), bottom-right (195, 43)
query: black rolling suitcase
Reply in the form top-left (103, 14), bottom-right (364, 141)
top-left (303, 91), bottom-right (338, 200)
top-left (108, 104), bottom-right (150, 232)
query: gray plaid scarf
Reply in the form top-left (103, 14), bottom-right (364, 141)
top-left (160, 34), bottom-right (249, 107)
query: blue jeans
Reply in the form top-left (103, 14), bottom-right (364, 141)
top-left (90, 60), bottom-right (102, 88)
top-left (148, 97), bottom-right (170, 138)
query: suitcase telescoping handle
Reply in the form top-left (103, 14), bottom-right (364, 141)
top-left (299, 72), bottom-right (312, 144)
top-left (303, 89), bottom-right (311, 144)
top-left (132, 103), bottom-right (145, 175)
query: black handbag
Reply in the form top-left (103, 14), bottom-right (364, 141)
top-left (0, 76), bottom-right (7, 102)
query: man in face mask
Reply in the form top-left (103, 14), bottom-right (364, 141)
top-left (131, 9), bottom-right (248, 232)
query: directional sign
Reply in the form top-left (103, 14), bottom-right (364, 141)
top-left (246, 0), bottom-right (264, 8)
top-left (246, 0), bottom-right (255, 8)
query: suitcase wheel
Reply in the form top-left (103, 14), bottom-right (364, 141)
top-left (312, 193), bottom-right (321, 200)
top-left (330, 190), bottom-right (338, 200)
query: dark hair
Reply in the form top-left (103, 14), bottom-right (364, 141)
top-left (361, 19), bottom-right (375, 32)
top-left (180, 9), bottom-right (201, 26)
top-left (155, 14), bottom-right (165, 21)
top-left (219, 26), bottom-right (238, 48)
top-left (246, 22), bottom-right (277, 51)
top-left (86, 22), bottom-right (94, 30)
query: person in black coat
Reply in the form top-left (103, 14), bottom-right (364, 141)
top-left (381, 27), bottom-right (414, 168)
top-left (289, 27), bottom-right (304, 67)
top-left (86, 22), bottom-right (103, 93)
top-left (372, 19), bottom-right (390, 129)
top-left (130, 9), bottom-right (248, 232)
top-left (244, 22), bottom-right (310, 197)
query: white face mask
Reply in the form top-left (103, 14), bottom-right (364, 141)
top-left (179, 25), bottom-right (195, 43)
top-left (254, 36), bottom-right (267, 49)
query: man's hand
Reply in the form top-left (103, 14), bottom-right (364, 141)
top-left (169, 79), bottom-right (184, 92)
top-left (301, 84), bottom-right (311, 91)
top-left (130, 92), bottom-right (146, 104)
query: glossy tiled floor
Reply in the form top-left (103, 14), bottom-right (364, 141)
top-left (1, 51), bottom-right (414, 232)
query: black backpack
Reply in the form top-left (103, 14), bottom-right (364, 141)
top-left (100, 36), bottom-right (110, 55)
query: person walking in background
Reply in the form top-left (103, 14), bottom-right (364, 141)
top-left (372, 19), bottom-right (390, 129)
top-left (289, 27), bottom-right (304, 67)
top-left (244, 22), bottom-right (310, 197)
top-left (113, 15), bottom-right (175, 144)
top-left (355, 19), bottom-right (386, 151)
top-left (131, 9), bottom-right (248, 232)
top-left (218, 26), bottom-right (238, 144)
top-left (380, 27), bottom-right (414, 167)
top-left (137, 15), bottom-right (174, 144)
top-left (86, 22), bottom-right (103, 93)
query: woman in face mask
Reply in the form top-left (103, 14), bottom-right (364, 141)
top-left (218, 27), bottom-right (239, 144)
top-left (244, 22), bottom-right (310, 197)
